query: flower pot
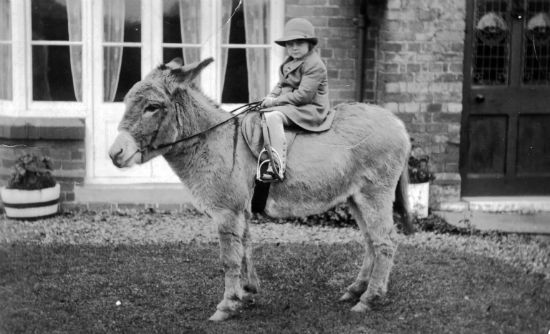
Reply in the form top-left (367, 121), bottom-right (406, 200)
top-left (1, 183), bottom-right (60, 219)
top-left (408, 182), bottom-right (429, 218)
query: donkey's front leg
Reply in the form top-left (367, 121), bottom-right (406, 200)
top-left (241, 221), bottom-right (260, 298)
top-left (209, 210), bottom-right (247, 322)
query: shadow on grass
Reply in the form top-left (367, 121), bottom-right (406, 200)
top-left (0, 242), bottom-right (548, 334)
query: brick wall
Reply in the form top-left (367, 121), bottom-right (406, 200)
top-left (285, 0), bottom-right (466, 206)
top-left (376, 0), bottom-right (466, 205)
top-left (0, 118), bottom-right (86, 207)
top-left (285, 0), bottom-right (361, 106)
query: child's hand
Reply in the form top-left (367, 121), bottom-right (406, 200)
top-left (261, 97), bottom-right (276, 108)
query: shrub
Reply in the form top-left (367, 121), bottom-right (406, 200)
top-left (7, 154), bottom-right (57, 190)
top-left (408, 139), bottom-right (436, 184)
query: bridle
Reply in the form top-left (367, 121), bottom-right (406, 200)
top-left (135, 101), bottom-right (262, 162)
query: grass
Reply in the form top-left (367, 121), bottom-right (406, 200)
top-left (1, 242), bottom-right (549, 333)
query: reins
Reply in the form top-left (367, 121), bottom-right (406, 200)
top-left (139, 101), bottom-right (262, 154)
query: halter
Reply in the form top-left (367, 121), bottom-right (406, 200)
top-left (136, 101), bottom-right (262, 163)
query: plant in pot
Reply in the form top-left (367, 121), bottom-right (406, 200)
top-left (408, 150), bottom-right (435, 219)
top-left (1, 154), bottom-right (60, 219)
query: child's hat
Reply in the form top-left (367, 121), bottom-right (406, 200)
top-left (275, 18), bottom-right (318, 46)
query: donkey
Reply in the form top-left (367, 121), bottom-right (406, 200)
top-left (109, 58), bottom-right (413, 321)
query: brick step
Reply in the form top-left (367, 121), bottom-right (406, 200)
top-left (74, 183), bottom-right (194, 211)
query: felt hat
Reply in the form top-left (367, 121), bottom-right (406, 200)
top-left (275, 18), bottom-right (318, 47)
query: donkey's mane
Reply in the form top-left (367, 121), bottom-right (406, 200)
top-left (187, 83), bottom-right (221, 110)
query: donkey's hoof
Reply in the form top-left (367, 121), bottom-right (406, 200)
top-left (338, 292), bottom-right (357, 303)
top-left (241, 292), bottom-right (256, 305)
top-left (209, 310), bottom-right (231, 322)
top-left (351, 301), bottom-right (371, 313)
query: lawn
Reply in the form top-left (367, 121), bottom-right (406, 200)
top-left (1, 241), bottom-right (549, 334)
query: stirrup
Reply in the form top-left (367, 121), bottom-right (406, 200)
top-left (256, 148), bottom-right (284, 183)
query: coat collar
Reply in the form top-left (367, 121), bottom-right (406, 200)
top-left (280, 50), bottom-right (314, 77)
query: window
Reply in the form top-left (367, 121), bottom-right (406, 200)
top-left (31, 0), bottom-right (83, 101)
top-left (161, 0), bottom-right (281, 104)
top-left (0, 0), bottom-right (12, 100)
top-left (103, 0), bottom-right (142, 102)
top-left (2, 0), bottom-right (282, 114)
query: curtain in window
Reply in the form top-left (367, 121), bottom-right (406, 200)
top-left (178, 0), bottom-right (200, 64)
top-left (103, 0), bottom-right (125, 102)
top-left (243, 0), bottom-right (269, 101)
top-left (66, 0), bottom-right (82, 101)
top-left (219, 1), bottom-right (232, 95)
top-left (0, 0), bottom-right (11, 100)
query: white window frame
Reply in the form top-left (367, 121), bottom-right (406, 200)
top-left (2, 0), bottom-right (285, 184)
top-left (0, 0), bottom-right (92, 118)
top-left (152, 0), bottom-right (284, 108)
top-left (0, 0), bottom-right (283, 119)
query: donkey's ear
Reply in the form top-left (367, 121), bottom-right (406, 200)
top-left (181, 58), bottom-right (214, 82)
top-left (166, 57), bottom-right (184, 69)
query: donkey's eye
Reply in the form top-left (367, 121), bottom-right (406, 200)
top-left (144, 105), bottom-right (160, 114)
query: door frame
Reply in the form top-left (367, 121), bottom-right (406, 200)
top-left (460, 0), bottom-right (550, 196)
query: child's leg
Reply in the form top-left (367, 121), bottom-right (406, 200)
top-left (263, 111), bottom-right (290, 179)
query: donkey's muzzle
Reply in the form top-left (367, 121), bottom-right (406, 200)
top-left (109, 131), bottom-right (141, 168)
top-left (110, 148), bottom-right (124, 167)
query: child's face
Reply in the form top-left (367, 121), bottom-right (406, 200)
top-left (285, 40), bottom-right (310, 59)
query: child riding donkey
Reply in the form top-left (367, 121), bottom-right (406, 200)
top-left (258, 18), bottom-right (334, 182)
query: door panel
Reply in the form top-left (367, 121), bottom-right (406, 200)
top-left (517, 115), bottom-right (550, 175)
top-left (466, 115), bottom-right (508, 175)
top-left (461, 0), bottom-right (550, 195)
top-left (91, 0), bottom-right (178, 183)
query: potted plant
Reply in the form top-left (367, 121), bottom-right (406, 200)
top-left (1, 154), bottom-right (60, 219)
top-left (407, 152), bottom-right (435, 218)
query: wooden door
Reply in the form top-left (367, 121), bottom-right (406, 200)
top-left (461, 0), bottom-right (550, 196)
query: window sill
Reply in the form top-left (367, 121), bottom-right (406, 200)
top-left (0, 116), bottom-right (85, 140)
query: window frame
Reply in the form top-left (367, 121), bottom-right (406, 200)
top-left (1, 0), bottom-right (283, 118)
top-left (153, 0), bottom-right (284, 108)
top-left (0, 0), bottom-right (92, 118)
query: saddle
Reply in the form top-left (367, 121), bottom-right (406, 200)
top-left (241, 112), bottom-right (298, 160)
top-left (241, 112), bottom-right (299, 213)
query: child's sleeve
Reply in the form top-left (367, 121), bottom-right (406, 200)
top-left (274, 61), bottom-right (325, 106)
top-left (267, 81), bottom-right (283, 98)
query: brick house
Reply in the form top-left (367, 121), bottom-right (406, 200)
top-left (1, 0), bottom-right (549, 211)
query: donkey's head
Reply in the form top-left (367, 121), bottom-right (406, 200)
top-left (109, 57), bottom-right (213, 168)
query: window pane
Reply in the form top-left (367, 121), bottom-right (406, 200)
top-left (0, 44), bottom-right (12, 100)
top-left (0, 0), bottom-right (11, 40)
top-left (0, 0), bottom-right (11, 100)
top-left (162, 47), bottom-right (200, 64)
top-left (222, 48), bottom-right (248, 103)
top-left (32, 0), bottom-right (70, 41)
top-left (104, 47), bottom-right (141, 102)
top-left (103, 0), bottom-right (141, 43)
top-left (221, 0), bottom-right (271, 103)
top-left (522, 1), bottom-right (550, 85)
top-left (163, 0), bottom-right (181, 43)
top-left (472, 0), bottom-right (510, 85)
top-left (227, 0), bottom-right (245, 45)
top-left (32, 46), bottom-right (77, 101)
top-left (163, 0), bottom-right (201, 66)
top-left (226, 0), bottom-right (270, 45)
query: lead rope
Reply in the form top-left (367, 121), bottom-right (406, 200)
top-left (138, 101), bottom-right (262, 157)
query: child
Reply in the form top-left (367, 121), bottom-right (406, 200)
top-left (259, 18), bottom-right (334, 182)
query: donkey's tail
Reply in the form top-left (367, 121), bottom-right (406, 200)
top-left (394, 162), bottom-right (415, 235)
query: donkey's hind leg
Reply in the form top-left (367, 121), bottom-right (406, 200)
top-left (349, 191), bottom-right (397, 313)
top-left (339, 197), bottom-right (374, 303)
